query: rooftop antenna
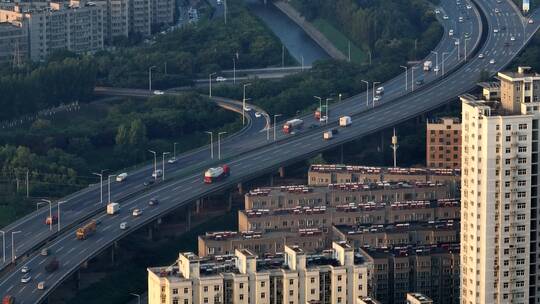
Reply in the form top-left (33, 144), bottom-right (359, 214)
top-left (391, 128), bottom-right (399, 168)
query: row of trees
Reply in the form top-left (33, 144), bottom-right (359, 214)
top-left (294, 0), bottom-right (442, 64)
top-left (0, 57), bottom-right (96, 120)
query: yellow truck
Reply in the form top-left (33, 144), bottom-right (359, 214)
top-left (76, 220), bottom-right (97, 240)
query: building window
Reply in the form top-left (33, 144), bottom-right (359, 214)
top-left (173, 289), bottom-right (178, 294)
top-left (239, 294), bottom-right (244, 300)
top-left (261, 292), bottom-right (265, 299)
top-left (311, 289), bottom-right (315, 294)
top-left (289, 290), bottom-right (293, 296)
top-left (203, 286), bottom-right (208, 292)
top-left (289, 279), bottom-right (294, 285)
top-left (506, 125), bottom-right (512, 130)
top-left (239, 283), bottom-right (244, 289)
top-left (184, 288), bottom-right (188, 294)
top-left (338, 275), bottom-right (342, 281)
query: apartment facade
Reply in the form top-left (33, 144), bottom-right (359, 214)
top-left (361, 244), bottom-right (460, 304)
top-left (426, 117), bottom-right (461, 169)
top-left (307, 165), bottom-right (460, 187)
top-left (332, 220), bottom-right (459, 248)
top-left (148, 242), bottom-right (369, 304)
top-left (245, 182), bottom-right (452, 211)
top-left (0, 1), bottom-right (105, 61)
top-left (239, 199), bottom-right (460, 232)
top-left (460, 66), bottom-right (540, 304)
top-left (0, 21), bottom-right (27, 64)
top-left (198, 229), bottom-right (328, 257)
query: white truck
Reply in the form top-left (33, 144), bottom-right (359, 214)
top-left (339, 116), bottom-right (352, 127)
top-left (116, 173), bottom-right (128, 182)
top-left (107, 202), bottom-right (120, 215)
top-left (423, 60), bottom-right (433, 71)
top-left (323, 131), bottom-right (333, 140)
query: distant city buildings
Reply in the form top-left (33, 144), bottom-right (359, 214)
top-left (460, 66), bottom-right (540, 303)
top-left (361, 244), bottom-right (459, 304)
top-left (0, 0), bottom-right (174, 63)
top-left (426, 117), bottom-right (461, 169)
top-left (148, 242), bottom-right (369, 304)
top-left (307, 165), bottom-right (460, 187)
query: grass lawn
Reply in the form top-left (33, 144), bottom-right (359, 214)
top-left (312, 18), bottom-right (366, 64)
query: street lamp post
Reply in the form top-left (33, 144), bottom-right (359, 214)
top-left (338, 93), bottom-right (342, 103)
top-left (162, 152), bottom-right (170, 181)
top-left (92, 170), bottom-right (106, 204)
top-left (148, 150), bottom-right (157, 180)
top-left (173, 142), bottom-right (178, 161)
top-left (400, 65), bottom-right (408, 91)
top-left (464, 38), bottom-right (471, 61)
top-left (0, 230), bottom-right (5, 263)
top-left (107, 175), bottom-right (115, 203)
top-left (325, 98), bottom-right (332, 124)
top-left (218, 132), bottom-right (227, 160)
top-left (442, 52), bottom-right (449, 76)
top-left (57, 201), bottom-right (66, 231)
top-left (233, 58), bottom-right (236, 84)
top-left (130, 293), bottom-right (141, 304)
top-left (314, 96), bottom-right (322, 120)
top-left (205, 131), bottom-right (214, 159)
top-left (209, 72), bottom-right (217, 97)
top-left (453, 38), bottom-right (460, 61)
top-left (148, 66), bottom-right (156, 92)
top-left (411, 67), bottom-right (418, 91)
top-left (243, 83), bottom-right (252, 125)
top-left (11, 231), bottom-right (21, 263)
top-left (273, 114), bottom-right (282, 141)
top-left (431, 51), bottom-right (439, 75)
top-left (361, 80), bottom-right (369, 106)
top-left (372, 82), bottom-right (380, 107)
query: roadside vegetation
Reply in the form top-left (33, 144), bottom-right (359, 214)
top-left (0, 93), bottom-right (240, 227)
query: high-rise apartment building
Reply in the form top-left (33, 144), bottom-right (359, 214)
top-left (148, 242), bottom-right (369, 304)
top-left (460, 66), bottom-right (540, 304)
top-left (426, 117), bottom-right (461, 169)
top-left (0, 0), bottom-right (105, 61)
top-left (0, 20), bottom-right (28, 64)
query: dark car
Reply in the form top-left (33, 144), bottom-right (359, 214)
top-left (143, 179), bottom-right (155, 187)
top-left (415, 79), bottom-right (424, 86)
top-left (148, 198), bottom-right (159, 206)
top-left (309, 124), bottom-right (317, 129)
top-left (331, 128), bottom-right (339, 135)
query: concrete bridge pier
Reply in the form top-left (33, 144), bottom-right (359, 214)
top-left (75, 269), bottom-right (81, 289)
top-left (228, 191), bottom-right (233, 211)
top-left (269, 173), bottom-right (274, 186)
top-left (279, 167), bottom-right (285, 178)
top-left (81, 260), bottom-right (89, 269)
top-left (237, 182), bottom-right (243, 194)
top-left (196, 199), bottom-right (201, 214)
top-left (186, 207), bottom-right (191, 231)
top-left (147, 225), bottom-right (154, 241)
top-left (340, 144), bottom-right (344, 163)
top-left (111, 241), bottom-right (119, 265)
top-left (157, 217), bottom-right (162, 225)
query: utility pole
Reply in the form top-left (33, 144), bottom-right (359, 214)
top-left (162, 152), bottom-right (170, 181)
top-left (391, 128), bottom-right (399, 168)
top-left (205, 132), bottom-right (214, 159)
top-left (400, 66), bottom-right (408, 91)
top-left (361, 80), bottom-right (369, 107)
top-left (25, 169), bottom-right (29, 198)
top-left (273, 114), bottom-right (282, 141)
top-left (148, 66), bottom-right (156, 92)
top-left (218, 132), bottom-right (227, 160)
top-left (243, 83), bottom-right (252, 126)
top-left (148, 150), bottom-right (157, 180)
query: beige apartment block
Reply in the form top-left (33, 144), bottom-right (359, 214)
top-left (478, 81), bottom-right (501, 101)
top-left (239, 199), bottom-right (460, 232)
top-left (307, 165), bottom-right (460, 187)
top-left (332, 220), bottom-right (459, 248)
top-left (426, 117), bottom-right (461, 169)
top-left (0, 21), bottom-right (28, 64)
top-left (460, 66), bottom-right (540, 304)
top-left (151, 0), bottom-right (174, 27)
top-left (405, 293), bottom-right (433, 304)
top-left (361, 244), bottom-right (459, 304)
top-left (148, 242), bottom-right (369, 304)
top-left (198, 229), bottom-right (328, 257)
top-left (0, 0), bottom-right (104, 61)
top-left (245, 182), bottom-right (452, 210)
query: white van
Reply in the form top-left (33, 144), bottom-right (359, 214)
top-left (116, 173), bottom-right (128, 182)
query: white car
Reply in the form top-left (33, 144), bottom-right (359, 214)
top-left (449, 29), bottom-right (454, 36)
top-left (254, 112), bottom-right (262, 118)
top-left (494, 8), bottom-right (500, 13)
top-left (490, 59), bottom-right (496, 64)
top-left (434, 9), bottom-right (440, 14)
top-left (21, 266), bottom-right (30, 273)
top-left (153, 90), bottom-right (164, 95)
top-left (243, 106), bottom-right (252, 112)
top-left (132, 209), bottom-right (143, 217)
top-left (373, 95), bottom-right (382, 102)
top-left (493, 29), bottom-right (499, 33)
top-left (454, 40), bottom-right (460, 46)
top-left (443, 15), bottom-right (449, 20)
top-left (478, 53), bottom-right (484, 59)
top-left (529, 19), bottom-right (534, 24)
top-left (466, 4), bottom-right (472, 9)
top-left (319, 116), bottom-right (328, 123)
top-left (510, 36), bottom-right (515, 41)
top-left (167, 157), bottom-right (177, 164)
top-left (458, 16), bottom-right (464, 23)
top-left (120, 222), bottom-right (129, 230)
top-left (216, 76), bottom-right (226, 82)
top-left (433, 67), bottom-right (440, 73)
top-left (21, 274), bottom-right (31, 283)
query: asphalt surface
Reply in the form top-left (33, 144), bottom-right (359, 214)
top-left (1, 0), bottom-right (539, 302)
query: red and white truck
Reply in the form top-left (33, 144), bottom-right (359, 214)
top-left (204, 165), bottom-right (230, 183)
top-left (283, 119), bottom-right (303, 134)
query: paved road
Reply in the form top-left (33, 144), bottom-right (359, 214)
top-left (1, 0), bottom-right (537, 302)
